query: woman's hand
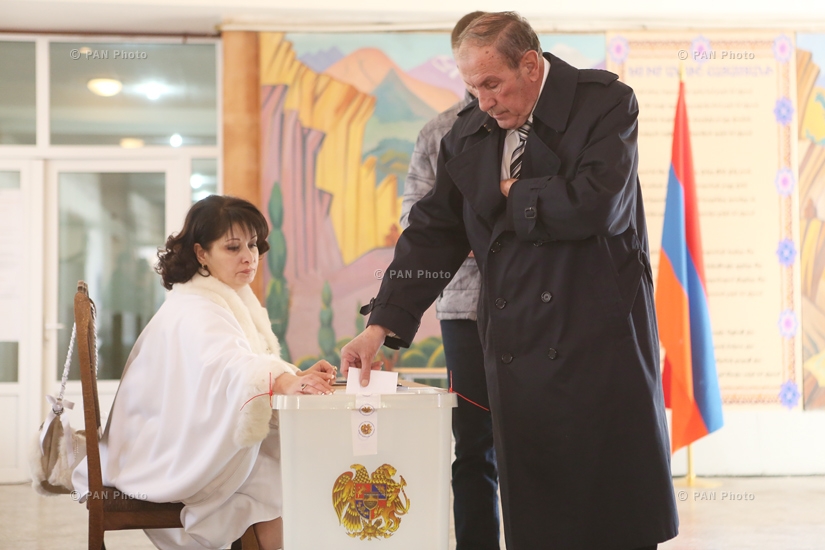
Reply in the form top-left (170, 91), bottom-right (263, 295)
top-left (273, 370), bottom-right (334, 395)
top-left (298, 360), bottom-right (337, 382)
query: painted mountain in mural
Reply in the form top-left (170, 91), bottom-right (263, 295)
top-left (363, 70), bottom-right (433, 191)
top-left (408, 54), bottom-right (466, 99)
top-left (299, 46), bottom-right (344, 72)
top-left (364, 138), bottom-right (415, 196)
top-left (324, 47), bottom-right (460, 113)
top-left (372, 69), bottom-right (437, 122)
top-left (360, 68), bottom-right (434, 170)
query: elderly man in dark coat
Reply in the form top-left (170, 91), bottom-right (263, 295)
top-left (342, 11), bottom-right (678, 550)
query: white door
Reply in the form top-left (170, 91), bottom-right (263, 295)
top-left (0, 159), bottom-right (44, 483)
top-left (43, 159), bottom-right (189, 436)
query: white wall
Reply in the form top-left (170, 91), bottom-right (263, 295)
top-left (3, 0), bottom-right (825, 35)
top-left (670, 411), bottom-right (825, 476)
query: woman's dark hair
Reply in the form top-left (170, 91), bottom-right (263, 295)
top-left (156, 195), bottom-right (271, 290)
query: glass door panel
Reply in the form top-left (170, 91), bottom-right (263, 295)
top-left (55, 170), bottom-right (166, 380)
top-left (0, 170), bottom-right (22, 382)
top-left (0, 160), bottom-right (37, 482)
top-left (0, 42), bottom-right (36, 145)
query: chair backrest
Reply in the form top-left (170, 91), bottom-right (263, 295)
top-left (74, 281), bottom-right (104, 498)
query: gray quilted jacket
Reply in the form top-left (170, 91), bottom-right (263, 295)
top-left (400, 96), bottom-right (481, 321)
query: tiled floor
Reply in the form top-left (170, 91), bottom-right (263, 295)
top-left (661, 476), bottom-right (825, 550)
top-left (3, 476), bottom-right (825, 549)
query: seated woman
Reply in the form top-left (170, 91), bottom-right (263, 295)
top-left (72, 195), bottom-right (336, 550)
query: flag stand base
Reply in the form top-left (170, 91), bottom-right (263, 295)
top-left (673, 475), bottom-right (721, 488)
top-left (672, 444), bottom-right (721, 488)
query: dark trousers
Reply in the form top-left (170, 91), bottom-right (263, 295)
top-left (440, 319), bottom-right (500, 550)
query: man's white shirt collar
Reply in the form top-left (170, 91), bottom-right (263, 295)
top-left (501, 56), bottom-right (551, 180)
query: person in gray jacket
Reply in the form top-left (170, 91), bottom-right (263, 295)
top-left (399, 11), bottom-right (499, 550)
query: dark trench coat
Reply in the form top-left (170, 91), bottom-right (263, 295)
top-left (364, 53), bottom-right (678, 550)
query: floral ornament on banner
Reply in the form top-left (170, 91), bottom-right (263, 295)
top-left (608, 36), bottom-right (629, 65)
top-left (774, 97), bottom-right (794, 126)
top-left (778, 309), bottom-right (798, 339)
top-left (771, 33), bottom-right (796, 411)
top-left (776, 238), bottom-right (797, 267)
top-left (774, 168), bottom-right (795, 196)
top-left (691, 36), bottom-right (712, 65)
top-left (773, 35), bottom-right (793, 64)
top-left (778, 380), bottom-right (800, 410)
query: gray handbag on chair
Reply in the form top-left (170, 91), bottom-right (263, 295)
top-left (29, 308), bottom-right (96, 496)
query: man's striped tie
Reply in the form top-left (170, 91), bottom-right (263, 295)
top-left (509, 121), bottom-right (532, 179)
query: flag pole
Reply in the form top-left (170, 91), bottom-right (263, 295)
top-left (686, 443), bottom-right (695, 484)
top-left (674, 443), bottom-right (720, 487)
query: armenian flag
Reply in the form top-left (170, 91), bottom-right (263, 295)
top-left (655, 76), bottom-right (724, 452)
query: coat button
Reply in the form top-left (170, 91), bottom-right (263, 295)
top-left (547, 348), bottom-right (558, 360)
top-left (501, 353), bottom-right (513, 364)
top-left (541, 291), bottom-right (553, 303)
top-left (490, 241), bottom-right (502, 253)
top-left (495, 298), bottom-right (507, 309)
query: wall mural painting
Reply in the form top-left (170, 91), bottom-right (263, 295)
top-left (797, 33), bottom-right (825, 409)
top-left (259, 31), bottom-right (605, 372)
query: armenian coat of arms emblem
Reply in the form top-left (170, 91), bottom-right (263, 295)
top-left (332, 464), bottom-right (410, 540)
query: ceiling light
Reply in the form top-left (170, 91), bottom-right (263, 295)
top-left (190, 174), bottom-right (204, 189)
top-left (119, 138), bottom-right (144, 149)
top-left (140, 82), bottom-right (166, 101)
top-left (87, 78), bottom-right (122, 97)
top-left (170, 134), bottom-right (183, 147)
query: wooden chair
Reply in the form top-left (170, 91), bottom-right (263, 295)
top-left (74, 282), bottom-right (258, 550)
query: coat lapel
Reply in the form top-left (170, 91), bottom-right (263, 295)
top-left (533, 52), bottom-right (578, 134)
top-left (446, 111), bottom-right (505, 228)
top-left (519, 52), bottom-right (580, 180)
top-left (521, 126), bottom-right (561, 178)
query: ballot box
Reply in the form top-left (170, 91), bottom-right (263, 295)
top-left (273, 382), bottom-right (457, 549)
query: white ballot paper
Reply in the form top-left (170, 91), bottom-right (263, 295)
top-left (346, 368), bottom-right (398, 455)
top-left (345, 368), bottom-right (398, 395)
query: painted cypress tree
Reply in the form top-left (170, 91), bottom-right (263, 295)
top-left (355, 300), bottom-right (365, 334)
top-left (266, 182), bottom-right (291, 361)
top-left (318, 281), bottom-right (339, 364)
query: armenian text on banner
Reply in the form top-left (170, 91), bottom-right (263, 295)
top-left (607, 31), bottom-right (802, 408)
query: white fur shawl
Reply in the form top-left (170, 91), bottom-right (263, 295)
top-left (175, 274), bottom-right (297, 447)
